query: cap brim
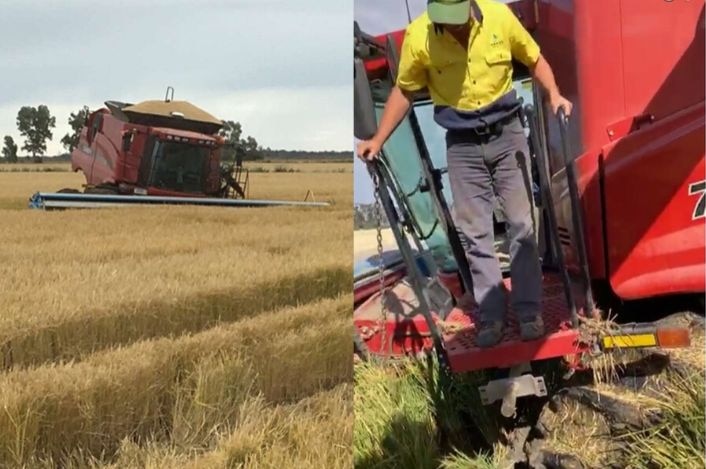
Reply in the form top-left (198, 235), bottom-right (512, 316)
top-left (427, 1), bottom-right (471, 25)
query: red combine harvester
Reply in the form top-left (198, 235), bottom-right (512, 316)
top-left (29, 88), bottom-right (329, 210)
top-left (354, 0), bottom-right (704, 418)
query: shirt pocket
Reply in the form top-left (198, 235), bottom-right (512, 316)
top-left (483, 48), bottom-right (512, 89)
top-left (484, 49), bottom-right (512, 67)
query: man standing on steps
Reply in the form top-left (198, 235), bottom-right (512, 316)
top-left (356, 0), bottom-right (572, 347)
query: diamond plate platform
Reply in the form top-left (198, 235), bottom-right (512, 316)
top-left (353, 271), bottom-right (587, 371)
top-left (443, 274), bottom-right (582, 372)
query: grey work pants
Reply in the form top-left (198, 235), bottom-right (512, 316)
top-left (446, 116), bottom-right (542, 322)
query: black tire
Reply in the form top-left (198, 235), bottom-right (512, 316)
top-left (84, 184), bottom-right (118, 195)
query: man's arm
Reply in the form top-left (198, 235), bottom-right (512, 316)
top-left (504, 5), bottom-right (573, 116)
top-left (356, 86), bottom-right (413, 161)
top-left (529, 55), bottom-right (573, 116)
top-left (356, 26), bottom-right (426, 161)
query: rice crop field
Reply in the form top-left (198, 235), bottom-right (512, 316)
top-left (0, 162), bottom-right (353, 467)
top-left (0, 161), bottom-right (350, 210)
top-left (243, 161), bottom-right (352, 173)
top-left (0, 162), bottom-right (74, 173)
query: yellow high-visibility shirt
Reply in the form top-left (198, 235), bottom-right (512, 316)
top-left (396, 0), bottom-right (540, 112)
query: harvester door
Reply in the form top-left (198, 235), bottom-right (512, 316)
top-left (137, 136), bottom-right (158, 189)
top-left (354, 32), bottom-right (450, 353)
top-left (86, 113), bottom-right (103, 182)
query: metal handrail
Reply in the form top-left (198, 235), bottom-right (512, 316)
top-left (353, 28), bottom-right (449, 361)
top-left (557, 108), bottom-right (595, 318)
top-left (526, 104), bottom-right (578, 328)
top-left (367, 160), bottom-right (448, 362)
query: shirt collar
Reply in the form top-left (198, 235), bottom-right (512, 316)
top-left (471, 0), bottom-right (484, 25)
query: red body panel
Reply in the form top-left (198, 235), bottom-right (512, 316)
top-left (541, 0), bottom-right (706, 299)
top-left (70, 110), bottom-right (223, 196)
top-left (70, 129), bottom-right (94, 178)
top-left (354, 269), bottom-right (406, 306)
top-left (602, 105), bottom-right (705, 298)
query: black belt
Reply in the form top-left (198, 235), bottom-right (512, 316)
top-left (448, 111), bottom-right (520, 139)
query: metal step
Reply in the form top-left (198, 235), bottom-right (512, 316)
top-left (442, 273), bottom-right (580, 373)
top-left (354, 272), bottom-right (586, 368)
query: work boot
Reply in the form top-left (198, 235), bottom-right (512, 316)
top-left (519, 314), bottom-right (545, 341)
top-left (475, 319), bottom-right (504, 348)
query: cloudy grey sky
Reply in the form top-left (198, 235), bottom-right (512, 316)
top-left (0, 0), bottom-right (352, 155)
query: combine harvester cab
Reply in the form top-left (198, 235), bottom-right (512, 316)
top-left (30, 87), bottom-right (329, 210)
top-left (70, 88), bottom-right (226, 199)
top-left (353, 0), bottom-right (703, 417)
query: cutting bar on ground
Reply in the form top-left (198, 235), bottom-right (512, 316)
top-left (28, 192), bottom-right (330, 209)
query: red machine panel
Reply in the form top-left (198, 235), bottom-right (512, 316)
top-left (619, 0), bottom-right (705, 123)
top-left (603, 105), bottom-right (705, 299)
top-left (540, 0), bottom-right (705, 300)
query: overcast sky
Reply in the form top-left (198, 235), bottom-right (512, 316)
top-left (0, 0), bottom-right (352, 155)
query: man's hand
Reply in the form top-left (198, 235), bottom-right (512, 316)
top-left (528, 55), bottom-right (573, 117)
top-left (355, 86), bottom-right (413, 163)
top-left (356, 138), bottom-right (383, 162)
top-left (549, 92), bottom-right (573, 117)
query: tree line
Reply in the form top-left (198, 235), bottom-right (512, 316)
top-left (260, 149), bottom-right (350, 161)
top-left (1, 105), bottom-right (327, 164)
top-left (2, 105), bottom-right (57, 163)
top-left (218, 120), bottom-right (265, 162)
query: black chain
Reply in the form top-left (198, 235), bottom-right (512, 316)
top-left (372, 170), bottom-right (388, 354)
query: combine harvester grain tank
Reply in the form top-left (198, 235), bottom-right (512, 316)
top-left (29, 87), bottom-right (329, 210)
top-left (353, 0), bottom-right (704, 457)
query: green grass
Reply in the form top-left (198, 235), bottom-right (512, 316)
top-left (355, 349), bottom-right (706, 468)
top-left (354, 357), bottom-right (503, 469)
top-left (439, 449), bottom-right (505, 469)
top-left (354, 361), bottom-right (439, 468)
